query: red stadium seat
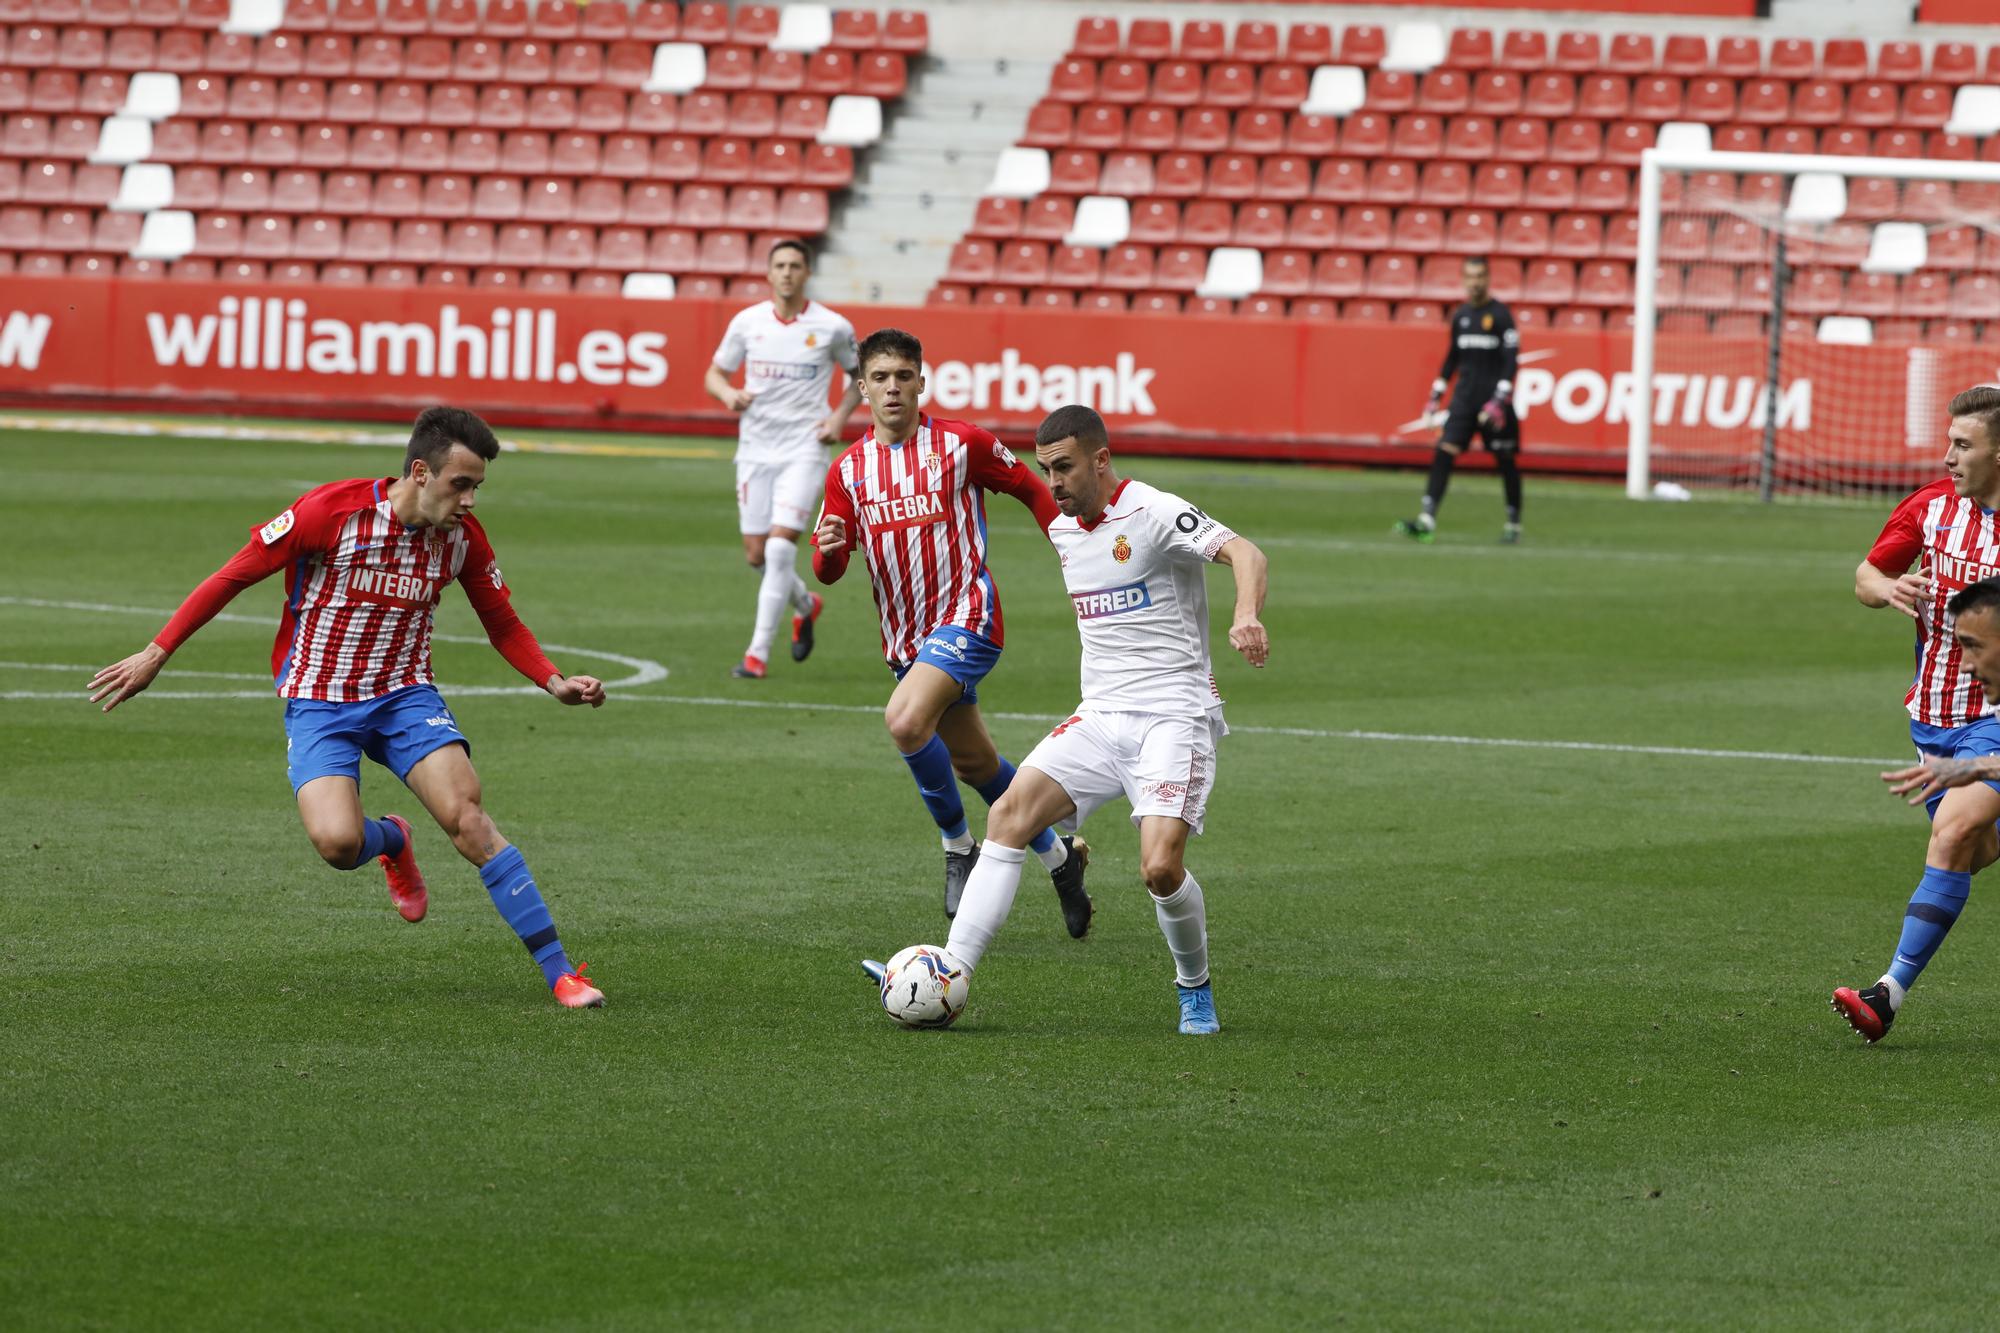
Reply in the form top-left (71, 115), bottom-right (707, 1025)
top-left (1471, 73), bottom-right (1522, 117)
top-left (1822, 38), bottom-right (1867, 81)
top-left (1152, 60), bottom-right (1202, 108)
top-left (1471, 162), bottom-right (1525, 207)
top-left (1524, 165), bottom-right (1576, 210)
top-left (1577, 166), bottom-right (1629, 210)
top-left (1021, 194), bottom-right (1076, 240)
top-left (1631, 77), bottom-right (1682, 122)
top-left (1234, 21), bottom-right (1279, 64)
top-left (1576, 260), bottom-right (1631, 306)
top-left (1392, 206), bottom-right (1444, 253)
top-left (1443, 208), bottom-right (1497, 255)
top-left (1285, 22), bottom-right (1333, 66)
top-left (1128, 198), bottom-right (1178, 244)
top-left (1366, 159), bottom-right (1415, 204)
top-left (1068, 17), bottom-right (1117, 60)
top-left (1524, 74), bottom-right (1575, 119)
top-left (1523, 259), bottom-right (1575, 304)
top-left (1445, 27), bottom-right (1492, 70)
top-left (1339, 24), bottom-right (1385, 69)
top-left (1551, 213), bottom-right (1603, 258)
top-left (1178, 19), bottom-right (1225, 62)
top-left (1286, 113), bottom-right (1337, 156)
top-left (1233, 201), bottom-right (1285, 248)
top-left (1418, 161), bottom-right (1470, 206)
top-left (996, 240), bottom-right (1051, 286)
top-left (883, 10), bottom-right (929, 54)
top-left (1204, 63), bottom-right (1255, 110)
top-left (1550, 120), bottom-right (1602, 163)
top-left (1577, 75), bottom-right (1629, 120)
top-left (1498, 211), bottom-right (1550, 256)
top-left (1903, 84), bottom-right (1951, 129)
top-left (1311, 252), bottom-right (1362, 298)
top-left (1097, 151), bottom-right (1152, 196)
top-left (1607, 34), bottom-right (1653, 73)
top-left (1363, 253), bottom-right (1417, 299)
top-left (1178, 107), bottom-right (1228, 153)
top-left (1604, 122), bottom-right (1654, 165)
top-left (1931, 42), bottom-right (1979, 84)
top-left (1100, 243), bottom-right (1154, 290)
top-left (1048, 58), bottom-right (1098, 105)
top-left (1442, 117), bottom-right (1495, 161)
top-left (1367, 69), bottom-right (1415, 114)
top-left (1793, 80), bottom-right (1844, 125)
top-left (1553, 31), bottom-right (1600, 73)
top-left (1179, 199), bottom-right (1231, 246)
top-left (1498, 31), bottom-right (1546, 71)
top-left (1714, 36), bottom-right (1761, 78)
top-left (1338, 112), bottom-right (1389, 157)
top-left (1391, 114), bottom-right (1443, 158)
top-left (927, 282), bottom-right (971, 307)
top-left (1285, 202), bottom-right (1337, 249)
top-left (1312, 158), bottom-right (1364, 203)
top-left (1258, 154), bottom-right (1309, 201)
top-left (1340, 203), bottom-right (1390, 251)
top-left (1848, 81), bottom-right (1899, 127)
top-left (1496, 118), bottom-right (1549, 162)
top-left (1684, 78), bottom-right (1736, 124)
top-left (1233, 108), bottom-right (1285, 154)
top-left (1658, 215), bottom-right (1707, 260)
top-left (1021, 100), bottom-right (1073, 148)
top-left (1418, 70), bottom-right (1470, 115)
top-left (1660, 34), bottom-right (1710, 77)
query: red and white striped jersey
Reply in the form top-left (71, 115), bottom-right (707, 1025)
top-left (1868, 478), bottom-right (2000, 727)
top-left (154, 477), bottom-right (558, 704)
top-left (813, 416), bottom-right (1059, 668)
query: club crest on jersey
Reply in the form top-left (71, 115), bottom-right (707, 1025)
top-left (258, 509), bottom-right (295, 546)
top-left (1482, 313), bottom-right (1494, 330)
top-left (919, 449), bottom-right (943, 485)
top-left (1072, 581), bottom-right (1152, 620)
top-left (804, 332), bottom-right (819, 348)
top-left (1111, 535), bottom-right (1132, 564)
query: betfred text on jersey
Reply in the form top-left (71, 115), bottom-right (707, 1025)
top-left (860, 491), bottom-right (946, 533)
top-left (346, 567), bottom-right (441, 610)
top-left (1072, 582), bottom-right (1154, 619)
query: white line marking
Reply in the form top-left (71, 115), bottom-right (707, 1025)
top-left (4, 600), bottom-right (1897, 767)
top-left (0, 595), bottom-right (670, 690)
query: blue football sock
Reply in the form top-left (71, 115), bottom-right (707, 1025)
top-left (1887, 865), bottom-right (1971, 993)
top-left (345, 816), bottom-right (405, 870)
top-left (900, 735), bottom-right (968, 839)
top-left (973, 757), bottom-right (1056, 854)
top-left (478, 845), bottom-right (573, 989)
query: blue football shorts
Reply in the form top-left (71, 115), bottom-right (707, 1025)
top-left (283, 682), bottom-right (470, 792)
top-left (892, 625), bottom-right (1002, 706)
top-left (1909, 716), bottom-right (2000, 820)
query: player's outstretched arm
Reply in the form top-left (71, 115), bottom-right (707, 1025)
top-left (90, 536), bottom-right (288, 712)
top-left (1856, 558), bottom-right (1929, 618)
top-left (1213, 536), bottom-right (1269, 668)
top-left (1883, 756), bottom-right (2000, 804)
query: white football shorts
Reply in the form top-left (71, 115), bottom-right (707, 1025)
top-left (736, 455), bottom-right (825, 535)
top-left (1022, 707), bottom-right (1225, 836)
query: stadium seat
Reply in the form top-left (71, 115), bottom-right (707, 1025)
top-left (1497, 211), bottom-right (1550, 256)
top-left (1631, 77), bottom-right (1682, 122)
top-left (1903, 84), bottom-right (1951, 129)
top-left (1607, 34), bottom-right (1654, 74)
top-left (1551, 213), bottom-right (1603, 258)
top-left (1390, 114), bottom-right (1442, 157)
top-left (1524, 165), bottom-right (1577, 210)
top-left (1416, 253), bottom-right (1461, 300)
top-left (1577, 75), bottom-right (1628, 120)
top-left (1470, 162), bottom-right (1525, 208)
top-left (1285, 22), bottom-right (1333, 67)
top-left (1366, 159), bottom-right (1415, 205)
top-left (1442, 117), bottom-right (1495, 161)
top-left (1179, 199), bottom-right (1231, 246)
top-left (1257, 154), bottom-right (1309, 201)
top-left (1366, 69), bottom-right (1416, 114)
top-left (1471, 72), bottom-right (1522, 118)
top-left (1419, 68), bottom-right (1485, 115)
top-left (1310, 251), bottom-right (1362, 297)
top-left (1338, 24), bottom-right (1385, 69)
top-left (1285, 202), bottom-right (1338, 249)
top-left (1205, 63), bottom-right (1256, 109)
top-left (1521, 74), bottom-right (1575, 120)
top-left (1096, 151), bottom-right (1151, 196)
top-left (1495, 118), bottom-right (1549, 163)
top-left (1362, 252), bottom-right (1416, 300)
top-left (1176, 107), bottom-right (1228, 153)
top-left (1127, 198), bottom-right (1178, 244)
top-left (1311, 158), bottom-right (1364, 203)
top-left (1233, 108), bottom-right (1285, 155)
top-left (1522, 258), bottom-right (1574, 304)
top-left (1577, 167), bottom-right (1629, 211)
top-left (1553, 31), bottom-right (1600, 73)
top-left (1340, 203), bottom-right (1390, 250)
top-left (1498, 30), bottom-right (1545, 71)
top-left (1931, 42), bottom-right (1979, 85)
top-left (1099, 242), bottom-right (1154, 290)
top-left (1444, 208), bottom-right (1497, 256)
top-left (1604, 123), bottom-right (1654, 165)
top-left (1418, 161), bottom-right (1469, 206)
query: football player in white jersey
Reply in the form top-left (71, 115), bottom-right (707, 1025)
top-left (895, 404), bottom-right (1269, 1034)
top-left (705, 239), bottom-right (862, 679)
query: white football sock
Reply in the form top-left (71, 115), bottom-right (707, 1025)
top-left (789, 572), bottom-right (815, 614)
top-left (944, 841), bottom-right (1025, 971)
top-left (1034, 838), bottom-right (1068, 872)
top-left (1153, 870), bottom-right (1209, 989)
top-left (748, 535), bottom-right (801, 661)
top-left (942, 829), bottom-right (975, 854)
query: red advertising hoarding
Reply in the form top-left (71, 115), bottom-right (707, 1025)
top-left (0, 276), bottom-right (1978, 482)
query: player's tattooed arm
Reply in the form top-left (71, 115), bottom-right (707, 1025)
top-left (1213, 536), bottom-right (1269, 668)
top-left (1856, 558), bottom-right (1931, 619)
top-left (1882, 756), bottom-right (2000, 804)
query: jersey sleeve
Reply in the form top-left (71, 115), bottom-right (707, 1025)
top-left (711, 310), bottom-right (748, 373)
top-left (1867, 491), bottom-right (1928, 575)
top-left (964, 426), bottom-right (1060, 533)
top-left (1496, 309), bottom-right (1520, 394)
top-left (1146, 487), bottom-right (1239, 565)
top-left (831, 316), bottom-right (859, 374)
top-left (457, 520), bottom-right (561, 689)
top-left (1437, 320), bottom-right (1460, 383)
top-left (152, 488), bottom-right (345, 653)
top-left (812, 452), bottom-right (858, 583)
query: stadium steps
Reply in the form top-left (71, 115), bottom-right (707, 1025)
top-left (811, 53), bottom-right (1051, 304)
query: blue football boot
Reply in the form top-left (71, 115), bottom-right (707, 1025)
top-left (1176, 982), bottom-right (1220, 1035)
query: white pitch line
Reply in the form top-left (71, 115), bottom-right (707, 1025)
top-left (4, 599), bottom-right (1900, 768)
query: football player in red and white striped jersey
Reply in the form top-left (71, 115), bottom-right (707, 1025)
top-left (1836, 384), bottom-right (2000, 1041)
top-left (813, 328), bottom-right (1092, 933)
top-left (89, 407), bottom-right (608, 1008)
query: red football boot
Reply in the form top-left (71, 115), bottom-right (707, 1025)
top-left (379, 813), bottom-right (427, 923)
top-left (731, 653), bottom-right (767, 679)
top-left (554, 962), bottom-right (605, 1008)
top-left (1831, 983), bottom-right (1895, 1043)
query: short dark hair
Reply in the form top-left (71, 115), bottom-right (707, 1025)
top-left (403, 405), bottom-right (499, 477)
top-left (1035, 404), bottom-right (1109, 451)
top-left (1949, 577), bottom-right (2000, 626)
top-left (1462, 254), bottom-right (1491, 271)
top-left (768, 237), bottom-right (812, 266)
top-left (858, 327), bottom-right (922, 372)
top-left (1949, 384), bottom-right (2000, 447)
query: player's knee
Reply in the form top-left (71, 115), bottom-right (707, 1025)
top-left (883, 702), bottom-right (930, 753)
top-left (1928, 815), bottom-right (1985, 868)
top-left (310, 827), bottom-right (364, 868)
top-left (1140, 855), bottom-right (1184, 896)
top-left (987, 789), bottom-right (1038, 846)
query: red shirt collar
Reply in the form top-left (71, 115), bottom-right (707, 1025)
top-left (1077, 478), bottom-right (1129, 531)
top-left (770, 300), bottom-right (806, 325)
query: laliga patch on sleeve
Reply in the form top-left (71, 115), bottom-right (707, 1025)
top-left (992, 441), bottom-right (1019, 469)
top-left (488, 564), bottom-right (505, 589)
top-left (258, 508), bottom-right (296, 546)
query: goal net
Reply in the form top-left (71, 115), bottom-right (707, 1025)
top-left (1629, 145), bottom-right (2000, 500)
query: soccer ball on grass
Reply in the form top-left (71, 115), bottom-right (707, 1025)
top-left (879, 945), bottom-right (968, 1028)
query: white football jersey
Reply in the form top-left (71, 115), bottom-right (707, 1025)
top-left (1047, 479), bottom-right (1237, 717)
top-left (711, 300), bottom-right (859, 465)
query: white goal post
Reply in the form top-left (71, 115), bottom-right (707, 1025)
top-left (1630, 147), bottom-right (2000, 500)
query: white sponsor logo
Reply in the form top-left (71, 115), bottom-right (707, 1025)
top-left (860, 491), bottom-right (945, 529)
top-left (0, 311), bottom-right (54, 371)
top-left (259, 509), bottom-right (296, 545)
top-left (920, 349), bottom-right (1157, 416)
top-left (1515, 367), bottom-right (1812, 431)
top-left (142, 297), bottom-right (669, 387)
top-left (424, 714), bottom-right (455, 728)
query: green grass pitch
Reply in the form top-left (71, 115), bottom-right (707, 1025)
top-left (3, 422), bottom-right (1997, 1328)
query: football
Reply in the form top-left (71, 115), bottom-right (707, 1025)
top-left (879, 945), bottom-right (969, 1029)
